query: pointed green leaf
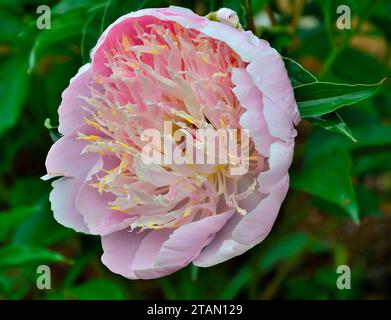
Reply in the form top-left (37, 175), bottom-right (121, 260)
top-left (283, 57), bottom-right (317, 88)
top-left (282, 57), bottom-right (359, 141)
top-left (309, 112), bottom-right (357, 142)
top-left (291, 149), bottom-right (359, 223)
top-left (294, 80), bottom-right (385, 118)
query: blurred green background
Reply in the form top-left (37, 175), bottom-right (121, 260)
top-left (0, 0), bottom-right (390, 300)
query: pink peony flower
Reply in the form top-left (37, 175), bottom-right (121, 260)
top-left (44, 6), bottom-right (300, 279)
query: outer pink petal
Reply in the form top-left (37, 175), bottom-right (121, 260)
top-left (232, 67), bottom-right (296, 147)
top-left (48, 156), bottom-right (103, 233)
top-left (262, 96), bottom-right (297, 143)
top-left (231, 67), bottom-right (274, 156)
top-left (58, 63), bottom-right (92, 135)
top-left (49, 177), bottom-right (89, 233)
top-left (101, 230), bottom-right (146, 279)
top-left (100, 210), bottom-right (234, 279)
top-left (131, 209), bottom-right (234, 279)
top-left (246, 55), bottom-right (300, 125)
top-left (258, 141), bottom-right (295, 193)
top-left (232, 175), bottom-right (289, 244)
top-left (194, 175), bottom-right (289, 267)
top-left (45, 131), bottom-right (100, 179)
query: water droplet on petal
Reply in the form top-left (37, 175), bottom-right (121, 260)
top-left (245, 31), bottom-right (260, 46)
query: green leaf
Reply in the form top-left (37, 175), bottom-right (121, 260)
top-left (0, 11), bottom-right (25, 44)
top-left (52, 0), bottom-right (106, 15)
top-left (295, 80), bottom-right (385, 118)
top-left (310, 112), bottom-right (357, 142)
top-left (0, 246), bottom-right (71, 269)
top-left (283, 57), bottom-right (357, 141)
top-left (0, 271), bottom-right (31, 300)
top-left (28, 20), bottom-right (84, 72)
top-left (159, 278), bottom-right (179, 299)
top-left (62, 245), bottom-right (100, 289)
top-left (5, 178), bottom-right (49, 207)
top-left (45, 57), bottom-right (79, 121)
top-left (291, 149), bottom-right (359, 223)
top-left (0, 205), bottom-right (40, 242)
top-left (191, 265), bottom-right (199, 282)
top-left (0, 55), bottom-right (30, 137)
top-left (283, 57), bottom-right (317, 88)
top-left (353, 151), bottom-right (391, 176)
top-left (81, 11), bottom-right (103, 64)
top-left (260, 233), bottom-right (311, 272)
top-left (305, 124), bottom-right (391, 164)
top-left (355, 185), bottom-right (381, 218)
top-left (12, 195), bottom-right (73, 247)
top-left (47, 279), bottom-right (126, 300)
top-left (220, 266), bottom-right (250, 299)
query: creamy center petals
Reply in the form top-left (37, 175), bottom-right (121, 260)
top-left (78, 20), bottom-right (264, 230)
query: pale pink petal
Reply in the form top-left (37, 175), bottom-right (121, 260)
top-left (247, 56), bottom-right (300, 125)
top-left (131, 210), bottom-right (234, 279)
top-left (258, 141), bottom-right (294, 193)
top-left (194, 175), bottom-right (289, 267)
top-left (49, 177), bottom-right (88, 233)
top-left (45, 134), bottom-right (100, 179)
top-left (233, 175), bottom-right (289, 244)
top-left (131, 229), bottom-right (172, 274)
top-left (232, 67), bottom-right (273, 156)
top-left (101, 230), bottom-right (146, 279)
top-left (58, 64), bottom-right (92, 135)
top-left (263, 96), bottom-right (297, 142)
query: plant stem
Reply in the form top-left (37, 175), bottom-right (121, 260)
top-left (290, 0), bottom-right (305, 32)
top-left (245, 0), bottom-right (256, 33)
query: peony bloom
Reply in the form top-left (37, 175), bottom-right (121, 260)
top-left (44, 6), bottom-right (300, 279)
